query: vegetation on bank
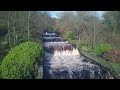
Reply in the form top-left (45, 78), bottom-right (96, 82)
top-left (92, 43), bottom-right (112, 56)
top-left (64, 31), bottom-right (76, 41)
top-left (47, 25), bottom-right (58, 32)
top-left (0, 11), bottom-right (54, 79)
top-left (81, 51), bottom-right (120, 79)
top-left (0, 42), bottom-right (44, 79)
top-left (0, 11), bottom-right (54, 63)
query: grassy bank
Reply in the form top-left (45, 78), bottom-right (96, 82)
top-left (81, 51), bottom-right (120, 79)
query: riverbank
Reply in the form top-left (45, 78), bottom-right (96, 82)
top-left (81, 51), bottom-right (120, 79)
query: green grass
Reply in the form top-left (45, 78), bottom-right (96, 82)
top-left (93, 43), bottom-right (112, 55)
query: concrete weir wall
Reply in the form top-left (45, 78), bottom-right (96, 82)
top-left (44, 42), bottom-right (80, 56)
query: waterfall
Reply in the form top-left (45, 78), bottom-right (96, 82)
top-left (43, 32), bottom-right (114, 79)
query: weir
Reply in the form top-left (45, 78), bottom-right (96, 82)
top-left (43, 32), bottom-right (114, 79)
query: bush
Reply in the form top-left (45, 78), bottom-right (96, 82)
top-left (0, 41), bottom-right (44, 79)
top-left (65, 31), bottom-right (76, 41)
top-left (93, 43), bottom-right (112, 56)
top-left (47, 25), bottom-right (58, 32)
top-left (103, 49), bottom-right (120, 62)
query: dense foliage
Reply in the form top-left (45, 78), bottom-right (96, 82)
top-left (47, 25), bottom-right (58, 32)
top-left (93, 44), bottom-right (112, 56)
top-left (0, 42), bottom-right (44, 79)
top-left (0, 11), bottom-right (55, 62)
top-left (65, 31), bottom-right (76, 41)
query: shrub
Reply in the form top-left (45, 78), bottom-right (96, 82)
top-left (47, 25), bottom-right (58, 32)
top-left (0, 41), bottom-right (44, 79)
top-left (65, 31), bottom-right (76, 41)
top-left (103, 49), bottom-right (120, 62)
top-left (93, 43), bottom-right (112, 56)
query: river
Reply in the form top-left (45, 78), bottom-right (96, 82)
top-left (43, 32), bottom-right (114, 79)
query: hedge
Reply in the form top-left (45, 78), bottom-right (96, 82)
top-left (0, 41), bottom-right (44, 79)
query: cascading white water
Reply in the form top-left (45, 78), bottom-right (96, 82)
top-left (43, 32), bottom-right (114, 79)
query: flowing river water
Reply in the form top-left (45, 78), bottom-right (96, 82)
top-left (43, 32), bottom-right (114, 79)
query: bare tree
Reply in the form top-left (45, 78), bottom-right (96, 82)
top-left (27, 11), bottom-right (30, 41)
top-left (7, 12), bottom-right (12, 49)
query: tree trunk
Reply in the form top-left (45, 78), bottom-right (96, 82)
top-left (93, 19), bottom-right (96, 49)
top-left (78, 34), bottom-right (80, 41)
top-left (27, 11), bottom-right (30, 41)
top-left (8, 12), bottom-right (12, 49)
top-left (13, 11), bottom-right (16, 46)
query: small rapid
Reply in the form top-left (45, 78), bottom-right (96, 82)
top-left (43, 32), bottom-right (114, 79)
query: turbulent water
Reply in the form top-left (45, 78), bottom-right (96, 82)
top-left (43, 32), bottom-right (114, 79)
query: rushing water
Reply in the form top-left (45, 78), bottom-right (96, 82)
top-left (43, 32), bottom-right (114, 79)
